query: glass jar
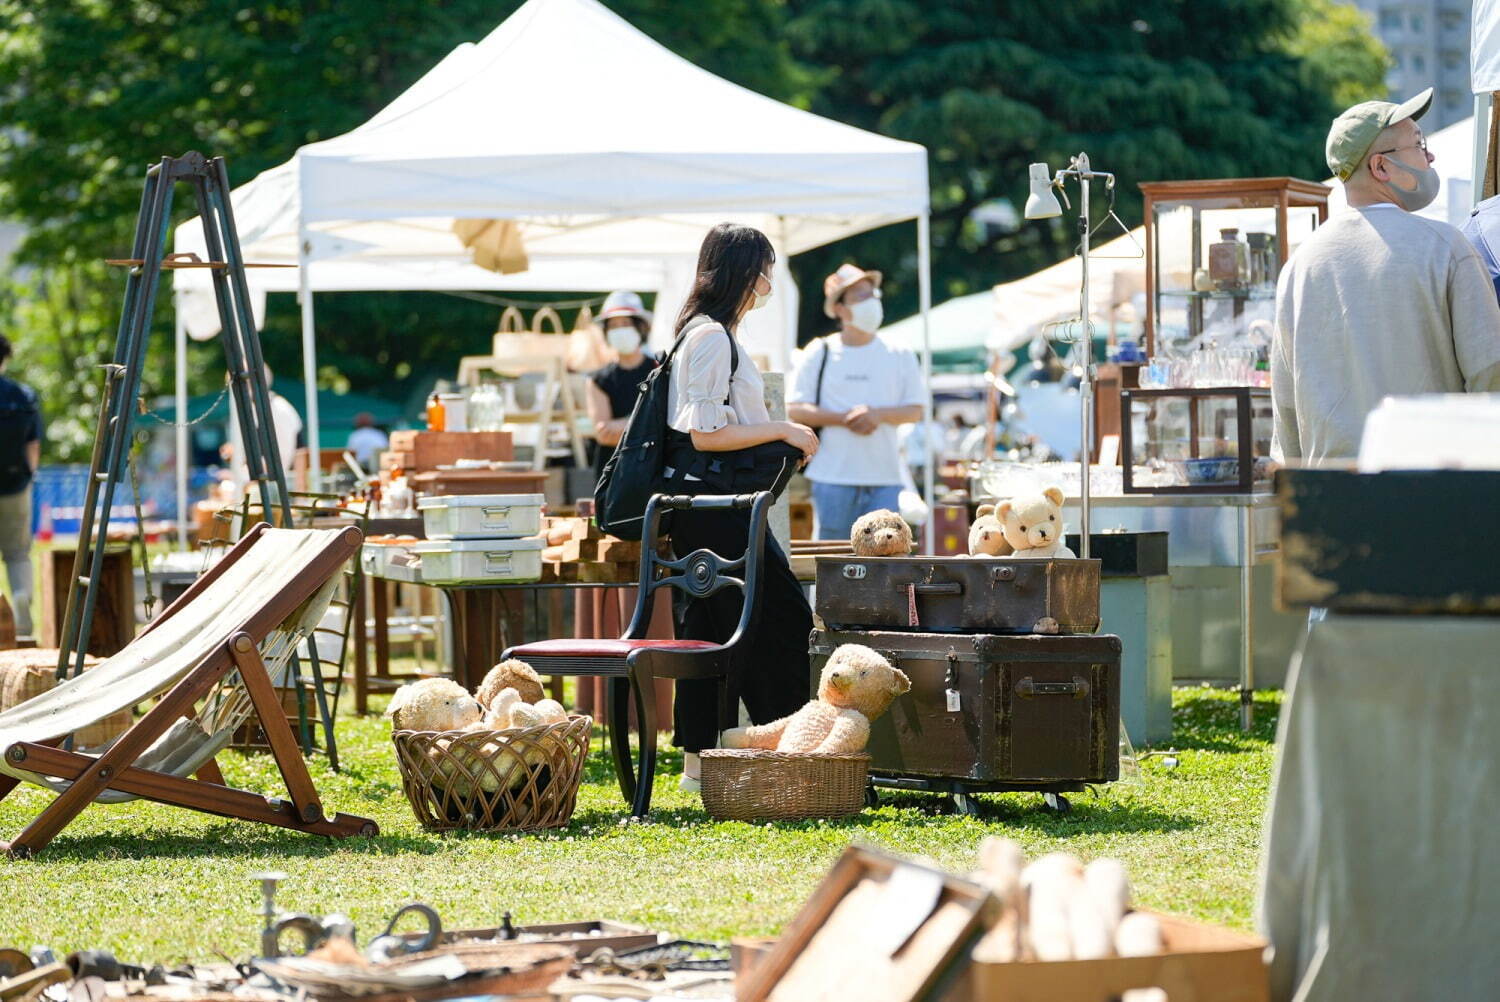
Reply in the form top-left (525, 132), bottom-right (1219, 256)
top-left (1208, 228), bottom-right (1249, 291)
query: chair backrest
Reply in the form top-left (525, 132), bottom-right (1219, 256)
top-left (623, 492), bottom-right (772, 650)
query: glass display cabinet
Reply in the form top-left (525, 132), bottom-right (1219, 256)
top-left (1119, 387), bottom-right (1273, 494)
top-left (1140, 178), bottom-right (1330, 356)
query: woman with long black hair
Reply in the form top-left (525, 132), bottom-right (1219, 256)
top-left (666, 223), bottom-right (819, 791)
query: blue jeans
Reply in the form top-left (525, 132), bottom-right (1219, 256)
top-left (810, 482), bottom-right (902, 541)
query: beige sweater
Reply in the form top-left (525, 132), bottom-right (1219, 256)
top-left (1271, 203), bottom-right (1500, 463)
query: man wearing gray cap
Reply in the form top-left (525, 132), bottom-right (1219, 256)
top-left (1271, 88), bottom-right (1500, 464)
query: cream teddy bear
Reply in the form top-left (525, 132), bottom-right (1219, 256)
top-left (967, 503), bottom-right (1013, 556)
top-left (850, 509), bottom-right (913, 557)
top-left (996, 487), bottom-right (1076, 559)
top-left (476, 659), bottom-right (546, 708)
top-left (721, 644), bottom-right (910, 754)
top-left (386, 678), bottom-right (483, 732)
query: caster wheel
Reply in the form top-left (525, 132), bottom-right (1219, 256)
top-left (864, 785), bottom-right (881, 809)
top-left (952, 792), bottom-right (984, 817)
top-left (1043, 792), bottom-right (1071, 814)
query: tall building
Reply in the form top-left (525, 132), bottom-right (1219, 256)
top-left (1350, 1), bottom-right (1473, 130)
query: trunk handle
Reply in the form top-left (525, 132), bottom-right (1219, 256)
top-left (1015, 675), bottom-right (1089, 699)
top-left (897, 581), bottom-right (964, 595)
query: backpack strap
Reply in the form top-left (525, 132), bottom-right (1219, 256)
top-left (813, 335), bottom-right (833, 408)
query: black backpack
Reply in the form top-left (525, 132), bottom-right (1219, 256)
top-left (0, 381), bottom-right (39, 496)
top-left (595, 318), bottom-right (732, 540)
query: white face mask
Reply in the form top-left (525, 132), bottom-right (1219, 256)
top-left (750, 272), bottom-right (773, 310)
top-left (607, 327), bottom-right (641, 355)
top-left (847, 297), bottom-right (884, 333)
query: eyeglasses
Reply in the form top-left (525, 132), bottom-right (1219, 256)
top-left (1373, 137), bottom-right (1429, 157)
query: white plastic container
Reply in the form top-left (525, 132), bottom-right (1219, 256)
top-left (413, 537), bottom-right (545, 584)
top-left (417, 493), bottom-right (545, 540)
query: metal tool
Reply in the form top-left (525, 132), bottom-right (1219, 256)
top-left (365, 903), bottom-right (442, 962)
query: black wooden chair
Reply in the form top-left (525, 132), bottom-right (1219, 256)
top-left (503, 491), bottom-right (771, 817)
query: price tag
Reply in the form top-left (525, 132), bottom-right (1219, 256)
top-left (946, 688), bottom-right (961, 712)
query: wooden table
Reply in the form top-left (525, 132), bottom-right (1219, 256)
top-left (354, 572), bottom-right (640, 712)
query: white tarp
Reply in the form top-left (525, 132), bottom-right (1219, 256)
top-left (173, 0), bottom-right (928, 371)
top-left (1474, 0), bottom-right (1500, 93)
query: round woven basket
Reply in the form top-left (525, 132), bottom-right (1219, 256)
top-left (699, 748), bottom-right (869, 822)
top-left (392, 715), bottom-right (592, 832)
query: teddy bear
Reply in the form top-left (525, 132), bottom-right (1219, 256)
top-left (386, 677), bottom-right (484, 732)
top-left (476, 659), bottom-right (546, 708)
top-left (483, 687), bottom-right (568, 730)
top-left (720, 644), bottom-right (911, 754)
top-left (968, 503), bottom-right (1013, 557)
top-left (996, 487), bottom-right (1076, 560)
top-left (850, 509), bottom-right (913, 557)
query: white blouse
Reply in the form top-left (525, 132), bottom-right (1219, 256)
top-left (667, 317), bottom-right (770, 434)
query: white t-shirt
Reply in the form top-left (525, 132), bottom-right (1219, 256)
top-left (229, 391), bottom-right (303, 486)
top-left (790, 333), bottom-right (924, 486)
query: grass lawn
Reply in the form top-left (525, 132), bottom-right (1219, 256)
top-left (0, 686), bottom-right (1279, 962)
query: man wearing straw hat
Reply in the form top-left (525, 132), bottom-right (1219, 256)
top-left (1271, 88), bottom-right (1500, 464)
top-left (790, 263), bottom-right (924, 540)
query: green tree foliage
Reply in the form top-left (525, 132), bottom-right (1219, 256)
top-left (782, 0), bottom-right (1391, 340)
top-left (0, 0), bottom-right (810, 458)
top-left (0, 0), bottom-right (1385, 457)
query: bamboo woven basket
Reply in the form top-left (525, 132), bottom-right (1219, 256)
top-left (0, 649), bottom-right (132, 750)
top-left (700, 749), bottom-right (870, 822)
top-left (392, 715), bottom-right (592, 832)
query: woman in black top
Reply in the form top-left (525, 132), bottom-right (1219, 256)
top-left (586, 290), bottom-right (658, 489)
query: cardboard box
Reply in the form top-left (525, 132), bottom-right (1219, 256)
top-left (965, 910), bottom-right (1269, 1002)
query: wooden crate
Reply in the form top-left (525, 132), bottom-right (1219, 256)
top-left (411, 469), bottom-right (546, 497)
top-left (387, 431), bottom-right (514, 470)
top-left (40, 546), bottom-right (135, 656)
top-left (965, 910), bottom-right (1269, 1002)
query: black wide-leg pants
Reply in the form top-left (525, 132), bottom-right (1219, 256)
top-left (668, 506), bottom-right (813, 752)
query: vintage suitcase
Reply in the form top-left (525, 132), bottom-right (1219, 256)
top-left (1277, 468), bottom-right (1500, 614)
top-left (811, 629), bottom-right (1121, 813)
top-left (815, 556), bottom-right (1101, 634)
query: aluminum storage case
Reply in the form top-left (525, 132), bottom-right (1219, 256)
top-left (810, 628), bottom-right (1121, 812)
top-left (815, 556), bottom-right (1101, 634)
top-left (413, 536), bottom-right (544, 584)
top-left (417, 493), bottom-right (545, 540)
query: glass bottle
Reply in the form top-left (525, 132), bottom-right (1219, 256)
top-left (1208, 228), bottom-right (1249, 291)
top-left (426, 392), bottom-right (446, 432)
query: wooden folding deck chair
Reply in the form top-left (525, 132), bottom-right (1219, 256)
top-left (0, 524), bottom-right (378, 857)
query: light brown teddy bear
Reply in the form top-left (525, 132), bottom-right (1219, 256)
top-left (850, 509), bottom-right (913, 557)
top-left (720, 644), bottom-right (911, 754)
top-left (996, 488), bottom-right (1076, 560)
top-left (968, 503), bottom-right (1013, 556)
top-left (386, 678), bottom-right (483, 731)
top-left (476, 659), bottom-right (546, 708)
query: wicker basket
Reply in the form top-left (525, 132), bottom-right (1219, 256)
top-left (0, 649), bottom-right (132, 750)
top-left (700, 749), bottom-right (870, 822)
top-left (392, 715), bottom-right (592, 832)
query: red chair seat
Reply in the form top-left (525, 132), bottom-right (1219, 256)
top-left (509, 638), bottom-right (719, 659)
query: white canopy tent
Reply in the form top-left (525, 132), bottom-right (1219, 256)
top-left (173, 0), bottom-right (934, 534)
top-left (1474, 1), bottom-right (1500, 203)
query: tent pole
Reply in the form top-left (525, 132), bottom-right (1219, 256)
top-left (1473, 93), bottom-right (1492, 209)
top-left (174, 294), bottom-right (189, 551)
top-left (297, 230), bottom-right (322, 493)
top-left (917, 212), bottom-right (935, 554)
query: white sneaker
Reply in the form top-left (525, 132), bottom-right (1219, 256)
top-left (678, 774), bottom-right (701, 794)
